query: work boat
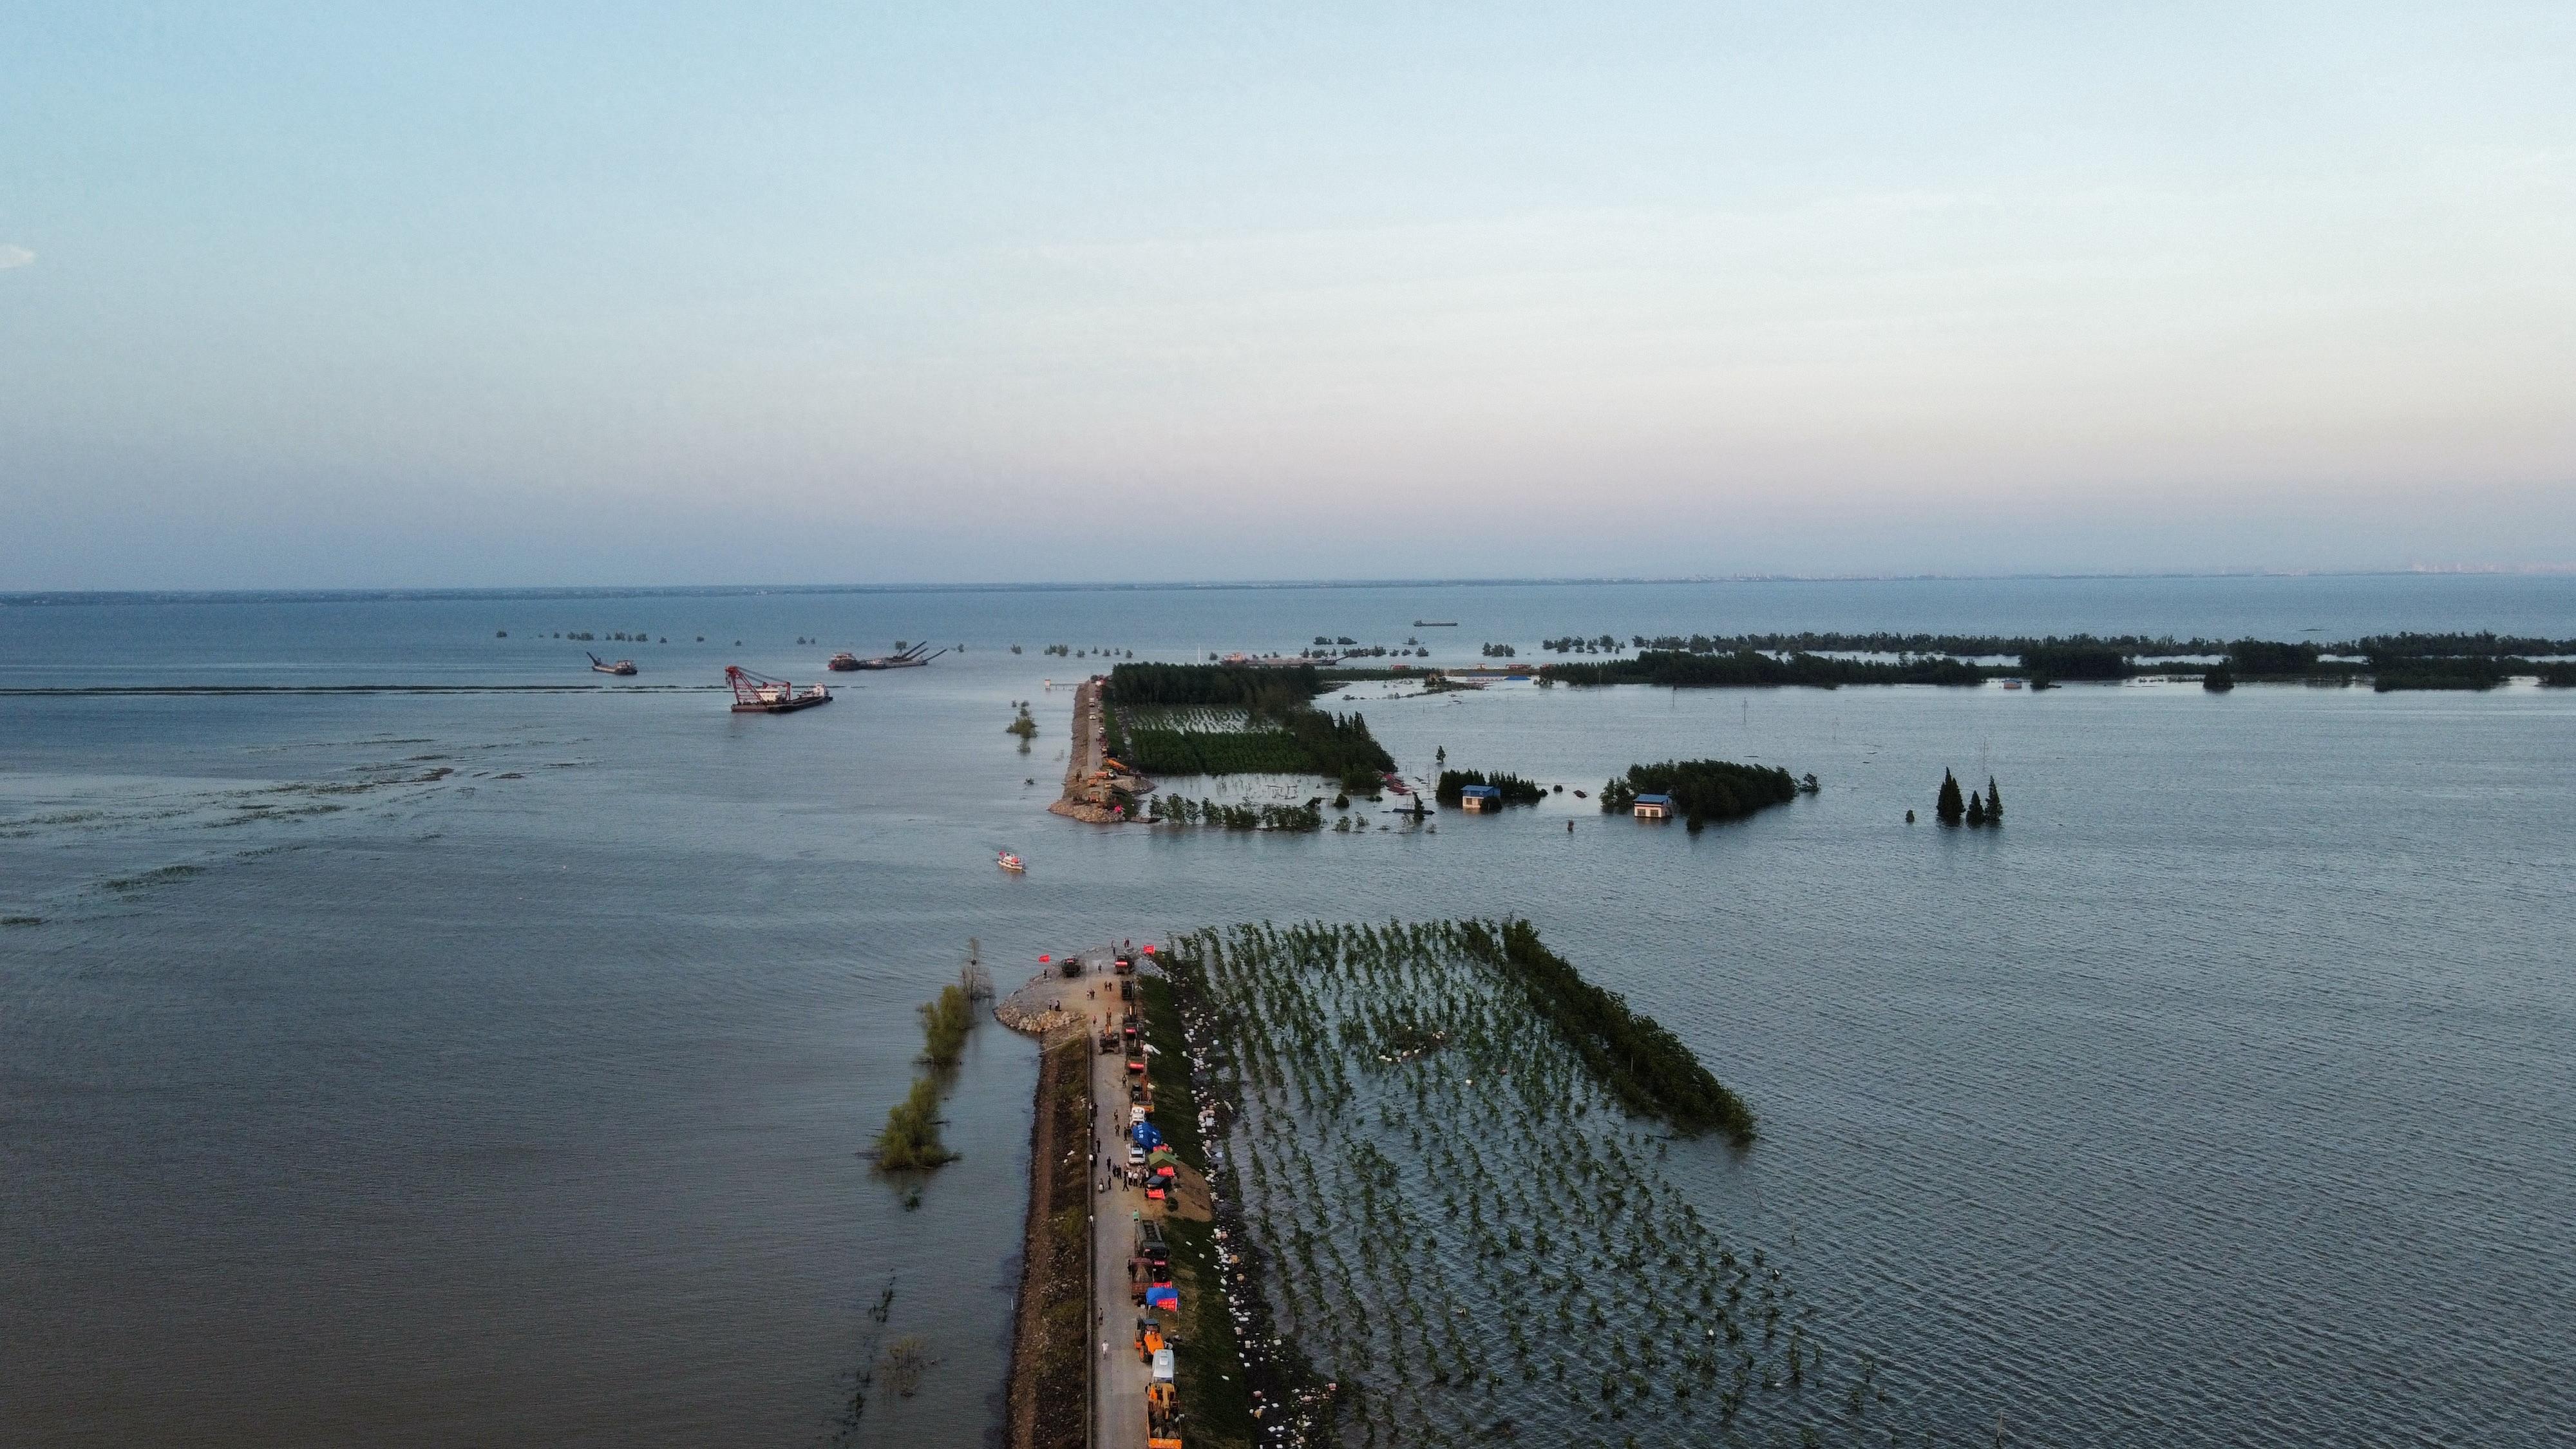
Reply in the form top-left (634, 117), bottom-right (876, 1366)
top-left (851, 641), bottom-right (949, 670)
top-left (587, 652), bottom-right (638, 676)
top-left (723, 665), bottom-right (832, 714)
top-left (997, 850), bottom-right (1025, 873)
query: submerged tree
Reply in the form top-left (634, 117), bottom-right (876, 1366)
top-left (1985, 777), bottom-right (2003, 824)
top-left (919, 983), bottom-right (975, 1068)
top-left (1965, 790), bottom-right (1987, 826)
top-left (1935, 770), bottom-right (1966, 826)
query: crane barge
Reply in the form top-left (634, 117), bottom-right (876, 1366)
top-left (831, 641), bottom-right (949, 670)
top-left (724, 665), bottom-right (833, 713)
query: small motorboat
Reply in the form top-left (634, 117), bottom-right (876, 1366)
top-left (588, 652), bottom-right (638, 676)
top-left (997, 850), bottom-right (1025, 873)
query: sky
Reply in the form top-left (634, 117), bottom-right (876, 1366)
top-left (3, 3), bottom-right (2571, 590)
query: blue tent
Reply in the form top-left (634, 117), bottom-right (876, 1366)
top-left (1131, 1121), bottom-right (1164, 1149)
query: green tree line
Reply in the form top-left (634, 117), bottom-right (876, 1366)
top-left (1545, 650), bottom-right (1987, 688)
top-left (1597, 759), bottom-right (1800, 829)
top-left (1106, 663), bottom-right (1394, 788)
top-left (1435, 769), bottom-right (1548, 805)
top-left (1455, 918), bottom-right (1758, 1148)
top-left (1560, 628), bottom-right (2576, 658)
top-left (1148, 796), bottom-right (1325, 831)
top-left (876, 982), bottom-right (979, 1173)
top-left (1108, 661), bottom-right (1321, 712)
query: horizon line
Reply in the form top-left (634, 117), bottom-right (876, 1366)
top-left (8, 564), bottom-right (2576, 606)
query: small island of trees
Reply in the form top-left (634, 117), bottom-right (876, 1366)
top-left (1435, 769), bottom-right (1546, 806)
top-left (1598, 759), bottom-right (1799, 829)
top-left (1935, 770), bottom-right (2003, 828)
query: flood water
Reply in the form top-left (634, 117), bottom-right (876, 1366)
top-left (4, 575), bottom-right (2573, 1446)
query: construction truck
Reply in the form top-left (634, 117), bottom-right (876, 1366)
top-left (1146, 1376), bottom-right (1182, 1449)
top-left (1135, 1219), bottom-right (1170, 1271)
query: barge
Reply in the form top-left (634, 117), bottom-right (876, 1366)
top-left (724, 665), bottom-right (833, 713)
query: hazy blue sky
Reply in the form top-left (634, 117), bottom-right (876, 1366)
top-left (4, 3), bottom-right (2571, 589)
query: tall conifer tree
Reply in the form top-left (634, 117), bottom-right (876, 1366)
top-left (1937, 769), bottom-right (1966, 825)
top-left (1985, 777), bottom-right (2003, 824)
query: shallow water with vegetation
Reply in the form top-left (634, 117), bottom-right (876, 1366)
top-left (1170, 921), bottom-right (1831, 1445)
top-left (4, 576), bottom-right (2574, 1446)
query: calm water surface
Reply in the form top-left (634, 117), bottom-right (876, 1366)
top-left (4, 577), bottom-right (2571, 1446)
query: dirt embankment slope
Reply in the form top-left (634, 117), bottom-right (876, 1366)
top-left (1003, 1032), bottom-right (1091, 1449)
top-left (1049, 675), bottom-right (1151, 824)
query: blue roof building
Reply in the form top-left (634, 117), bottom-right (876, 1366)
top-left (1459, 783), bottom-right (1503, 811)
top-left (1633, 791), bottom-right (1673, 819)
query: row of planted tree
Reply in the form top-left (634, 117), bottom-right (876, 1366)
top-left (1104, 662), bottom-right (1395, 789)
top-left (1154, 921), bottom-right (1897, 1443)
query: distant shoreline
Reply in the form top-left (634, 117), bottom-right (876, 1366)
top-left (10, 567), bottom-right (2576, 607)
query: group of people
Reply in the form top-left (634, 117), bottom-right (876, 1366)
top-left (1084, 960), bottom-right (1148, 1195)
